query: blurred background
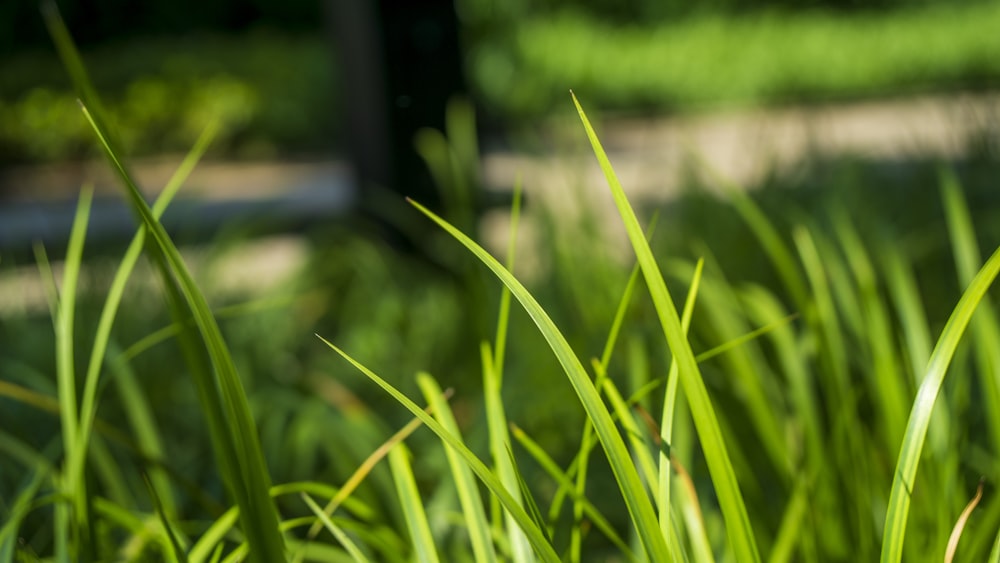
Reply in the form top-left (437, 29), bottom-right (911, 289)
top-left (2, 0), bottom-right (1000, 557)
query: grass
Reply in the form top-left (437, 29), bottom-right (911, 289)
top-left (4, 5), bottom-right (1000, 560)
top-left (482, 2), bottom-right (1000, 117)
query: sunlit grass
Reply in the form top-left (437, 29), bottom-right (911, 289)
top-left (3, 5), bottom-right (1000, 559)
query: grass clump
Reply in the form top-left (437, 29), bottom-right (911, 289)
top-left (4, 8), bottom-right (1000, 561)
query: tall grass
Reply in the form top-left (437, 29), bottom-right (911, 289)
top-left (3, 8), bottom-right (1000, 560)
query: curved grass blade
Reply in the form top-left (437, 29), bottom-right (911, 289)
top-left (881, 243), bottom-right (1000, 562)
top-left (143, 472), bottom-right (188, 563)
top-left (658, 258), bottom-right (702, 553)
top-left (945, 480), bottom-right (985, 563)
top-left (388, 444), bottom-right (440, 563)
top-left (568, 215), bottom-right (657, 562)
top-left (78, 103), bottom-right (286, 561)
top-left (416, 374), bottom-right (498, 563)
top-left (405, 199), bottom-right (671, 561)
top-left (571, 92), bottom-right (759, 562)
top-left (303, 392), bottom-right (447, 541)
top-left (482, 342), bottom-right (535, 563)
top-left (0, 465), bottom-right (48, 562)
top-left (317, 336), bottom-right (562, 563)
top-left (942, 170), bottom-right (1000, 456)
top-left (494, 178), bottom-right (523, 379)
top-left (70, 119), bottom-right (220, 534)
top-left (55, 185), bottom-right (93, 556)
top-left (509, 424), bottom-right (635, 558)
top-left (301, 493), bottom-right (372, 563)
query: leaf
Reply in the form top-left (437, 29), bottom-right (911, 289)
top-left (571, 92), bottom-right (759, 562)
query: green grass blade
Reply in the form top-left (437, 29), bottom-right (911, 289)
top-left (57, 185), bottom-right (93, 556)
top-left (482, 342), bottom-right (535, 563)
top-left (726, 187), bottom-right (809, 309)
top-left (794, 225), bottom-right (851, 406)
top-left (300, 493), bottom-right (372, 563)
top-left (941, 169), bottom-right (1000, 456)
top-left (881, 242), bottom-right (1000, 562)
top-left (659, 258), bottom-right (702, 553)
top-left (143, 472), bottom-right (188, 563)
top-left (768, 480), bottom-right (809, 563)
top-left (32, 242), bottom-right (60, 328)
top-left (188, 508), bottom-right (240, 563)
top-left (405, 197), bottom-right (671, 561)
top-left (509, 424), bottom-right (635, 558)
top-left (303, 400), bottom-right (438, 542)
top-left (567, 215), bottom-right (656, 562)
top-left (0, 465), bottom-right (48, 562)
top-left (598, 373), bottom-right (657, 486)
top-left (317, 337), bottom-right (562, 563)
top-left (78, 103), bottom-right (286, 561)
top-left (70, 119), bottom-right (219, 530)
top-left (388, 444), bottom-right (441, 563)
top-left (738, 285), bottom-right (823, 467)
top-left (50, 2), bottom-right (283, 556)
top-left (571, 92), bottom-right (759, 562)
top-left (494, 178), bottom-right (523, 378)
top-left (416, 374), bottom-right (498, 563)
top-left (107, 343), bottom-right (178, 519)
top-left (833, 210), bottom-right (909, 450)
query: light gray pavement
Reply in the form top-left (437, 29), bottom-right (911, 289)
top-left (482, 92), bottom-right (1000, 210)
top-left (1, 92), bottom-right (998, 307)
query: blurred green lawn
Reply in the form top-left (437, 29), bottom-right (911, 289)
top-left (2, 1), bottom-right (999, 163)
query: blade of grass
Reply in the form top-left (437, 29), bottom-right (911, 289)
top-left (690, 246), bottom-right (789, 476)
top-left (567, 214), bottom-right (657, 562)
top-left (46, 1), bottom-right (286, 555)
top-left (0, 465), bottom-right (48, 563)
top-left (143, 472), bottom-right (188, 563)
top-left (405, 197), bottom-right (671, 561)
top-left (768, 479), bottom-right (809, 563)
top-left (482, 341), bottom-right (535, 563)
top-left (881, 242), bottom-right (1000, 562)
top-left (388, 444), bottom-right (441, 563)
top-left (738, 285), bottom-right (823, 471)
top-left (416, 374), bottom-right (498, 563)
top-left (509, 423), bottom-right (635, 558)
top-left (69, 119), bottom-right (219, 535)
top-left (303, 392), bottom-right (448, 540)
top-left (724, 185), bottom-right (809, 309)
top-left (833, 208), bottom-right (909, 451)
top-left (318, 337), bottom-right (562, 563)
top-left (55, 185), bottom-right (93, 558)
top-left (941, 169), bottom-right (1000, 458)
top-left (505, 444), bottom-right (552, 548)
top-left (32, 242), bottom-right (60, 327)
top-left (494, 178), bottom-right (523, 378)
top-left (107, 342), bottom-right (178, 520)
top-left (945, 479), bottom-right (985, 563)
top-left (50, 0), bottom-right (285, 552)
top-left (571, 92), bottom-right (759, 562)
top-left (301, 493), bottom-right (372, 563)
top-left (659, 258), bottom-right (702, 554)
top-left (72, 118), bottom-right (217, 473)
top-left (880, 240), bottom-right (951, 460)
top-left (78, 102), bottom-right (286, 561)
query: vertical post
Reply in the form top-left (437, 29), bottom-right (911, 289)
top-left (328, 0), bottom-right (466, 212)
